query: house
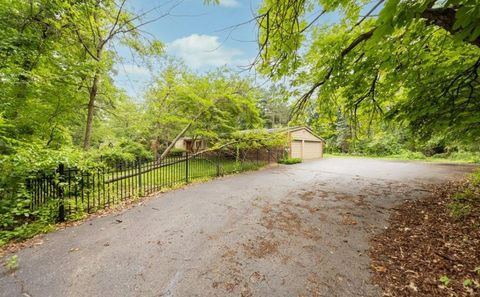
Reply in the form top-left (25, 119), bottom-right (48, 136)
top-left (270, 126), bottom-right (324, 160)
top-left (174, 137), bottom-right (208, 153)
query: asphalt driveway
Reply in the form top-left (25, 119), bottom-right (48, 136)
top-left (0, 157), bottom-right (475, 297)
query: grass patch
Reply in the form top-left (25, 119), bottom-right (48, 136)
top-left (278, 158), bottom-right (302, 165)
top-left (324, 151), bottom-right (480, 164)
top-left (448, 170), bottom-right (480, 221)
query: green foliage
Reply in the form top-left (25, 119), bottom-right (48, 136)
top-left (4, 255), bottom-right (18, 271)
top-left (463, 279), bottom-right (474, 287)
top-left (256, 0), bottom-right (480, 150)
top-left (92, 146), bottom-right (136, 165)
top-left (231, 130), bottom-right (286, 150)
top-left (358, 133), bottom-right (403, 156)
top-left (389, 150), bottom-right (427, 160)
top-left (0, 202), bottom-right (56, 247)
top-left (448, 170), bottom-right (480, 221)
top-left (169, 148), bottom-right (186, 156)
top-left (257, 85), bottom-right (290, 128)
top-left (475, 266), bottom-right (480, 276)
top-left (444, 151), bottom-right (480, 163)
top-left (439, 275), bottom-right (451, 286)
top-left (145, 64), bottom-right (264, 151)
top-left (449, 201), bottom-right (472, 221)
top-left (278, 158), bottom-right (302, 165)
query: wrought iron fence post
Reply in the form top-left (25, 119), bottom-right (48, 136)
top-left (137, 158), bottom-right (142, 194)
top-left (26, 178), bottom-right (32, 209)
top-left (57, 163), bottom-right (65, 222)
top-left (185, 152), bottom-right (189, 183)
top-left (216, 151), bottom-right (221, 177)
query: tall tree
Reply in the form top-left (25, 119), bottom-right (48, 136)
top-left (0, 0), bottom-right (165, 151)
top-left (0, 0), bottom-right (89, 147)
top-left (253, 0), bottom-right (480, 143)
top-left (145, 63), bottom-right (263, 157)
top-left (67, 0), bottom-right (164, 150)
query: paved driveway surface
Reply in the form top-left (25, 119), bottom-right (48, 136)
top-left (0, 158), bottom-right (475, 297)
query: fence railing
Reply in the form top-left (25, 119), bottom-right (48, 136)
top-left (24, 148), bottom-right (284, 221)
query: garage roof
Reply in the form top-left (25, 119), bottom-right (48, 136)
top-left (241, 126), bottom-right (324, 142)
top-left (267, 126), bottom-right (324, 141)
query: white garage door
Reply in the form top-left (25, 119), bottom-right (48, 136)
top-left (291, 140), bottom-right (303, 159)
top-left (303, 141), bottom-right (322, 159)
top-left (291, 140), bottom-right (322, 159)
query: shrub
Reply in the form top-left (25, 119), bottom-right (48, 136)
top-left (445, 151), bottom-right (480, 163)
top-left (391, 149), bottom-right (426, 160)
top-left (359, 133), bottom-right (403, 156)
top-left (278, 157), bottom-right (302, 165)
top-left (94, 146), bottom-right (135, 165)
top-left (119, 140), bottom-right (152, 161)
top-left (169, 148), bottom-right (186, 156)
top-left (447, 170), bottom-right (480, 221)
top-left (92, 140), bottom-right (153, 166)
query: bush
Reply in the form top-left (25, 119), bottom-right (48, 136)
top-left (169, 148), bottom-right (186, 156)
top-left (278, 157), bottom-right (302, 165)
top-left (119, 140), bottom-right (152, 161)
top-left (390, 149), bottom-right (426, 160)
top-left (420, 136), bottom-right (447, 156)
top-left (448, 170), bottom-right (480, 221)
top-left (442, 151), bottom-right (480, 163)
top-left (93, 146), bottom-right (136, 165)
top-left (92, 140), bottom-right (153, 166)
top-left (359, 133), bottom-right (403, 156)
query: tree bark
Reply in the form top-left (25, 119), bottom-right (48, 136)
top-left (421, 7), bottom-right (480, 48)
top-left (158, 121), bottom-right (193, 160)
top-left (158, 110), bottom-right (207, 160)
top-left (83, 72), bottom-right (99, 150)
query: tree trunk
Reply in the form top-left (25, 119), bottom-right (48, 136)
top-left (83, 72), bottom-right (99, 150)
top-left (158, 121), bottom-right (193, 160)
top-left (158, 110), bottom-right (207, 160)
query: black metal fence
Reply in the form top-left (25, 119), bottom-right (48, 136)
top-left (24, 148), bottom-right (284, 221)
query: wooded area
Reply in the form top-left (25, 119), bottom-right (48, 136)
top-left (253, 0), bottom-right (480, 159)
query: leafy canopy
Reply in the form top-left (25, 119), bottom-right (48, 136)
top-left (255, 0), bottom-right (480, 144)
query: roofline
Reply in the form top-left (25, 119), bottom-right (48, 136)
top-left (284, 126), bottom-right (325, 141)
top-left (238, 126), bottom-right (324, 141)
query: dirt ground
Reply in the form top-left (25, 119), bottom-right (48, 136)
top-left (370, 177), bottom-right (480, 296)
top-left (0, 157), bottom-right (475, 297)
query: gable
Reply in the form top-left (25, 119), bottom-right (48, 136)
top-left (289, 128), bottom-right (324, 142)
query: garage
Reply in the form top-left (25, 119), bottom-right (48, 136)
top-left (240, 126), bottom-right (324, 160)
top-left (287, 127), bottom-right (324, 160)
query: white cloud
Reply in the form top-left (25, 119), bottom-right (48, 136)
top-left (167, 34), bottom-right (246, 69)
top-left (218, 0), bottom-right (240, 7)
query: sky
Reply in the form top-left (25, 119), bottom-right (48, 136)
top-left (113, 0), bottom-right (264, 99)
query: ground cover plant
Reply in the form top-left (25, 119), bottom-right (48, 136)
top-left (278, 158), bottom-right (302, 165)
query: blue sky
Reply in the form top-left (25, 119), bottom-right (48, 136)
top-left (114, 0), bottom-right (263, 99)
top-left (112, 1), bottom-right (380, 99)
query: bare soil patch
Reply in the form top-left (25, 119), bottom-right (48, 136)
top-left (242, 236), bottom-right (279, 259)
top-left (260, 201), bottom-right (322, 241)
top-left (299, 191), bottom-right (315, 201)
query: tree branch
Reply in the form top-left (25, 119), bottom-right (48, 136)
top-left (421, 7), bottom-right (480, 47)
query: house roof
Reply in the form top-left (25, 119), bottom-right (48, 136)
top-left (240, 126), bottom-right (324, 141)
